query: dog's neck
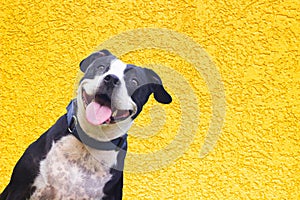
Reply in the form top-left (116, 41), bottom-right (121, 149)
top-left (66, 99), bottom-right (127, 151)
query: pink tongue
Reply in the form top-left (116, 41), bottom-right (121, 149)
top-left (86, 102), bottom-right (112, 125)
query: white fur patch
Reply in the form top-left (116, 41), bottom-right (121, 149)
top-left (31, 135), bottom-right (118, 199)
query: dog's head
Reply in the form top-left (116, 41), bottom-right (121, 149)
top-left (76, 50), bottom-right (172, 141)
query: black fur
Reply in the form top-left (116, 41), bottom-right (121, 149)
top-left (80, 49), bottom-right (113, 73)
top-left (124, 64), bottom-right (172, 119)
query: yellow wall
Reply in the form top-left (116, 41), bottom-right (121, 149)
top-left (1, 0), bottom-right (299, 199)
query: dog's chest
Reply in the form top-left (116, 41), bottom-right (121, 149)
top-left (31, 135), bottom-right (118, 200)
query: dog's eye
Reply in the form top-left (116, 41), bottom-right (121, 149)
top-left (131, 78), bottom-right (138, 86)
top-left (97, 65), bottom-right (105, 71)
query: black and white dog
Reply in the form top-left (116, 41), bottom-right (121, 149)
top-left (0, 50), bottom-right (172, 200)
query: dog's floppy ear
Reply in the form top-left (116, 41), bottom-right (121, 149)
top-left (80, 49), bottom-right (112, 72)
top-left (145, 69), bottom-right (172, 104)
top-left (153, 84), bottom-right (172, 104)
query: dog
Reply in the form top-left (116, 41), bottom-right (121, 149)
top-left (0, 49), bottom-right (172, 200)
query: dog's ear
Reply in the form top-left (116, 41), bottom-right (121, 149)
top-left (145, 69), bottom-right (172, 104)
top-left (153, 84), bottom-right (172, 104)
top-left (129, 67), bottom-right (172, 120)
top-left (80, 49), bottom-right (112, 72)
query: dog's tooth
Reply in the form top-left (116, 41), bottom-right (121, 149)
top-left (112, 110), bottom-right (118, 117)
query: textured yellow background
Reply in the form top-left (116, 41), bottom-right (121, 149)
top-left (1, 0), bottom-right (299, 199)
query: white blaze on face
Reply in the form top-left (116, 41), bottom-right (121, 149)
top-left (109, 59), bottom-right (126, 79)
top-left (108, 59), bottom-right (136, 111)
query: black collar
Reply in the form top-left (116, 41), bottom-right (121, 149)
top-left (66, 99), bottom-right (127, 151)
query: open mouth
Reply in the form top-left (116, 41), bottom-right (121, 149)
top-left (82, 88), bottom-right (132, 125)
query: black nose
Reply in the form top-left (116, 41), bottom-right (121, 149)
top-left (104, 74), bottom-right (120, 87)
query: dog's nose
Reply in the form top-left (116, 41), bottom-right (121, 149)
top-left (104, 74), bottom-right (120, 87)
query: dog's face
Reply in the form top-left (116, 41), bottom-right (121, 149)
top-left (76, 50), bottom-right (172, 141)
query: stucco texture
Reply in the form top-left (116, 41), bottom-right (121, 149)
top-left (0, 0), bottom-right (299, 199)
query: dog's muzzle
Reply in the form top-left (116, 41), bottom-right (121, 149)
top-left (82, 75), bottom-right (133, 126)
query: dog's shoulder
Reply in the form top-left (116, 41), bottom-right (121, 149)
top-left (0, 115), bottom-right (70, 200)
